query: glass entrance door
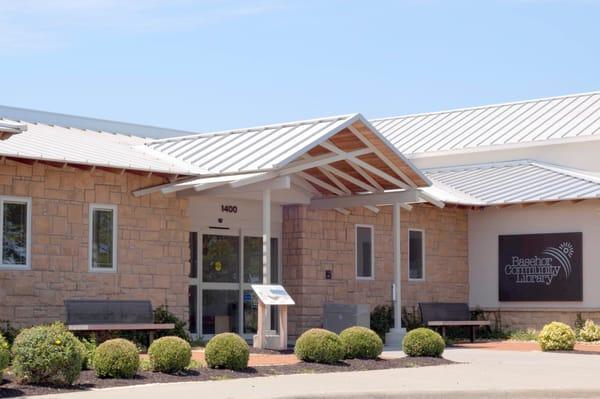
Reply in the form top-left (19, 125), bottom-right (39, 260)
top-left (189, 230), bottom-right (280, 339)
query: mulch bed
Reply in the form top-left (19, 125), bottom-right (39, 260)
top-left (0, 357), bottom-right (453, 397)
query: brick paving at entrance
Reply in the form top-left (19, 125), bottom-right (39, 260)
top-left (455, 340), bottom-right (600, 353)
top-left (191, 349), bottom-right (300, 366)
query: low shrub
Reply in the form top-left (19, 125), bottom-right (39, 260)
top-left (205, 333), bottom-right (249, 371)
top-left (402, 328), bottom-right (445, 357)
top-left (370, 305), bottom-right (393, 341)
top-left (79, 336), bottom-right (97, 370)
top-left (94, 338), bottom-right (140, 378)
top-left (0, 333), bottom-right (10, 378)
top-left (339, 326), bottom-right (383, 359)
top-left (148, 336), bottom-right (192, 373)
top-left (0, 320), bottom-right (19, 346)
top-left (294, 328), bottom-right (345, 364)
top-left (12, 322), bottom-right (83, 385)
top-left (153, 305), bottom-right (191, 342)
top-left (538, 322), bottom-right (576, 351)
top-left (579, 320), bottom-right (600, 342)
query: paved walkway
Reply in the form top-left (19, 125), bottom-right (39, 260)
top-left (26, 348), bottom-right (600, 399)
top-left (190, 350), bottom-right (299, 366)
top-left (455, 340), bottom-right (600, 353)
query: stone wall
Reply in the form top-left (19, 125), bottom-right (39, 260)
top-left (0, 159), bottom-right (190, 327)
top-left (282, 204), bottom-right (468, 338)
top-left (481, 309), bottom-right (600, 331)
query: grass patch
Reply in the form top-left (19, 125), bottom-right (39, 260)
top-left (508, 329), bottom-right (538, 341)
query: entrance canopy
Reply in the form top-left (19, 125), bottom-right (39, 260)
top-left (134, 113), bottom-right (435, 210)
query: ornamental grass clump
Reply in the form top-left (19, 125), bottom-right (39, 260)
top-left (94, 338), bottom-right (140, 378)
top-left (339, 326), bottom-right (383, 359)
top-left (12, 322), bottom-right (83, 385)
top-left (148, 336), bottom-right (192, 374)
top-left (0, 333), bottom-right (10, 379)
top-left (294, 328), bottom-right (345, 364)
top-left (204, 333), bottom-right (249, 371)
top-left (538, 322), bottom-right (576, 351)
top-left (402, 328), bottom-right (445, 357)
top-left (579, 320), bottom-right (600, 342)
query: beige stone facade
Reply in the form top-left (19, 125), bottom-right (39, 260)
top-left (282, 204), bottom-right (468, 338)
top-left (480, 309), bottom-right (600, 331)
top-left (0, 160), bottom-right (190, 327)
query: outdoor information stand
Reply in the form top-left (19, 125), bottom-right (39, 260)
top-left (251, 284), bottom-right (295, 349)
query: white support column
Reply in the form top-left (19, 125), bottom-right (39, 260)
top-left (262, 188), bottom-right (272, 330)
top-left (385, 202), bottom-right (406, 348)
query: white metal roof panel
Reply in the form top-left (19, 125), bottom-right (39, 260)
top-left (372, 91), bottom-right (600, 155)
top-left (423, 160), bottom-right (600, 205)
top-left (0, 118), bottom-right (203, 174)
top-left (145, 114), bottom-right (359, 174)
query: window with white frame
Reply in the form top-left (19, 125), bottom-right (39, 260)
top-left (0, 196), bottom-right (31, 269)
top-left (355, 225), bottom-right (374, 279)
top-left (89, 204), bottom-right (117, 271)
top-left (409, 229), bottom-right (425, 280)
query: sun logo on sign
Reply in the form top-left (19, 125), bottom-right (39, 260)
top-left (543, 241), bottom-right (575, 278)
top-left (559, 242), bottom-right (574, 258)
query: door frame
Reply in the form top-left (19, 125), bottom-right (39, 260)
top-left (190, 226), bottom-right (282, 339)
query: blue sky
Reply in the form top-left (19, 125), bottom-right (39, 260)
top-left (1, 0), bottom-right (599, 135)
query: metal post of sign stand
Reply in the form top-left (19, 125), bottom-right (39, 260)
top-left (278, 305), bottom-right (288, 349)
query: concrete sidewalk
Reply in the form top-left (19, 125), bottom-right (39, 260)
top-left (26, 348), bottom-right (600, 399)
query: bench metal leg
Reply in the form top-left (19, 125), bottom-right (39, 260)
top-left (470, 326), bottom-right (475, 343)
top-left (441, 326), bottom-right (446, 339)
top-left (149, 331), bottom-right (155, 345)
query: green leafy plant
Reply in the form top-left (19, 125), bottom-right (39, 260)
top-left (0, 333), bottom-right (10, 379)
top-left (339, 326), bottom-right (383, 359)
top-left (508, 329), bottom-right (538, 341)
top-left (402, 307), bottom-right (423, 331)
top-left (148, 336), bottom-right (192, 374)
top-left (537, 322), bottom-right (575, 351)
top-left (94, 338), bottom-right (140, 378)
top-left (578, 320), bottom-right (600, 342)
top-left (204, 333), bottom-right (249, 371)
top-left (370, 305), bottom-right (393, 341)
top-left (79, 335), bottom-right (97, 370)
top-left (12, 322), bottom-right (83, 385)
top-left (153, 305), bottom-right (190, 342)
top-left (402, 328), bottom-right (445, 357)
top-left (294, 328), bottom-right (345, 364)
top-left (0, 320), bottom-right (19, 346)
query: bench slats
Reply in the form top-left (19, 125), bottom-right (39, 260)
top-left (427, 320), bottom-right (491, 327)
top-left (68, 323), bottom-right (175, 331)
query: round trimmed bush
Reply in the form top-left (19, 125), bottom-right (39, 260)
top-left (148, 336), bottom-right (191, 373)
top-left (294, 328), bottom-right (345, 364)
top-left (402, 328), bottom-right (445, 357)
top-left (339, 326), bottom-right (383, 359)
top-left (12, 322), bottom-right (83, 385)
top-left (579, 320), bottom-right (600, 342)
top-left (538, 322), bottom-right (576, 351)
top-left (94, 338), bottom-right (140, 378)
top-left (205, 333), bottom-right (249, 371)
top-left (0, 333), bottom-right (10, 378)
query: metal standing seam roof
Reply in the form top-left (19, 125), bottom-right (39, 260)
top-left (422, 160), bottom-right (600, 206)
top-left (144, 114), bottom-right (359, 174)
top-left (0, 118), bottom-right (205, 175)
top-left (143, 113), bottom-right (430, 189)
top-left (371, 91), bottom-right (600, 156)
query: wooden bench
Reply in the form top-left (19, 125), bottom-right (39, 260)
top-left (65, 300), bottom-right (175, 344)
top-left (419, 302), bottom-right (490, 342)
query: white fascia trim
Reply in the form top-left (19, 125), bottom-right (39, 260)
top-left (406, 134), bottom-right (600, 160)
